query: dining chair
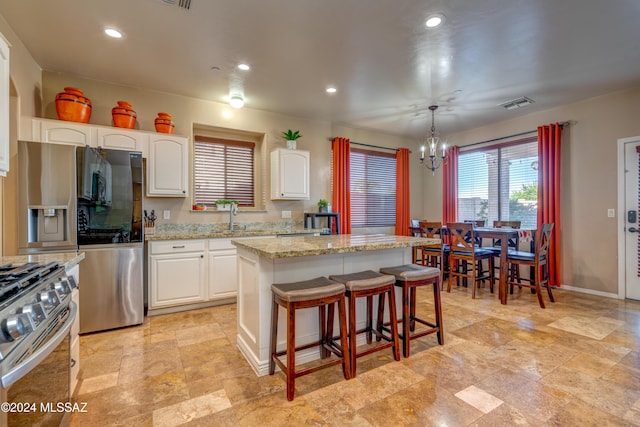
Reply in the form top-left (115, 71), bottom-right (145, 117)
top-left (505, 223), bottom-right (555, 308)
top-left (445, 222), bottom-right (495, 298)
top-left (462, 219), bottom-right (487, 278)
top-left (417, 222), bottom-right (449, 283)
top-left (490, 220), bottom-right (521, 280)
top-left (409, 221), bottom-right (424, 263)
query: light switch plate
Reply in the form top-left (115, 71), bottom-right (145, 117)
top-left (282, 210), bottom-right (291, 219)
top-left (607, 209), bottom-right (615, 218)
top-left (163, 210), bottom-right (170, 220)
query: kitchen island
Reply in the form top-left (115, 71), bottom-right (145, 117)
top-left (231, 234), bottom-right (438, 376)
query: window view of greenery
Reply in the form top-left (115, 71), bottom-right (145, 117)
top-left (458, 140), bottom-right (538, 229)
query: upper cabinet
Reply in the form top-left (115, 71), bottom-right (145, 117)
top-left (147, 134), bottom-right (188, 197)
top-left (33, 118), bottom-right (97, 147)
top-left (271, 148), bottom-right (310, 200)
top-left (97, 127), bottom-right (148, 157)
top-left (0, 33), bottom-right (10, 176)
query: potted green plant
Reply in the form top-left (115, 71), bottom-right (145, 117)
top-left (317, 198), bottom-right (330, 213)
top-left (282, 129), bottom-right (302, 150)
top-left (215, 199), bottom-right (239, 211)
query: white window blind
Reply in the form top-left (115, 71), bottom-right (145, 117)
top-left (458, 138), bottom-right (538, 229)
top-left (194, 136), bottom-right (255, 207)
top-left (350, 148), bottom-right (396, 227)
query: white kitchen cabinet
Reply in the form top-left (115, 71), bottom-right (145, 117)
top-left (0, 32), bottom-right (9, 176)
top-left (270, 148), bottom-right (310, 200)
top-left (66, 264), bottom-right (80, 397)
top-left (149, 240), bottom-right (206, 309)
top-left (97, 127), bottom-right (148, 156)
top-left (147, 134), bottom-right (188, 197)
top-left (208, 239), bottom-right (238, 300)
top-left (32, 118), bottom-right (97, 147)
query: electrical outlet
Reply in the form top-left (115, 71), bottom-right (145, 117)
top-left (163, 210), bottom-right (170, 220)
top-left (281, 210), bottom-right (291, 219)
top-left (607, 209), bottom-right (615, 218)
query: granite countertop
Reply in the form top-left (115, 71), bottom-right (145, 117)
top-left (0, 252), bottom-right (85, 270)
top-left (231, 234), bottom-right (440, 259)
top-left (146, 228), bottom-right (323, 241)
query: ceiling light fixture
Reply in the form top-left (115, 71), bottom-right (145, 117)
top-left (425, 14), bottom-right (445, 28)
top-left (420, 105), bottom-right (447, 175)
top-left (229, 95), bottom-right (244, 109)
top-left (500, 96), bottom-right (534, 110)
top-left (104, 28), bottom-right (123, 39)
top-left (326, 87), bottom-right (337, 93)
top-left (237, 64), bottom-right (250, 71)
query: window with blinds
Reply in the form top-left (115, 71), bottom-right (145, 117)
top-left (350, 148), bottom-right (396, 227)
top-left (457, 137), bottom-right (538, 229)
top-left (194, 136), bottom-right (255, 207)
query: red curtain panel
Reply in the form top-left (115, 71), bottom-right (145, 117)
top-left (442, 145), bottom-right (459, 225)
top-left (537, 123), bottom-right (562, 287)
top-left (332, 137), bottom-right (351, 234)
top-left (395, 148), bottom-right (411, 236)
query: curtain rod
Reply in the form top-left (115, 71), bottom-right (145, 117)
top-left (463, 121), bottom-right (570, 149)
top-left (327, 138), bottom-right (399, 152)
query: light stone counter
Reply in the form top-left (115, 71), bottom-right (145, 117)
top-left (231, 234), bottom-right (438, 259)
top-left (0, 252), bottom-right (85, 271)
top-left (233, 234), bottom-right (439, 376)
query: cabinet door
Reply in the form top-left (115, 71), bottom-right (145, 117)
top-left (208, 249), bottom-right (237, 299)
top-left (150, 252), bottom-right (205, 308)
top-left (0, 33), bottom-right (9, 175)
top-left (271, 149), bottom-right (309, 200)
top-left (34, 118), bottom-right (96, 147)
top-left (97, 127), bottom-right (148, 156)
top-left (147, 134), bottom-right (188, 197)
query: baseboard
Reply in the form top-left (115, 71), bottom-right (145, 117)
top-left (558, 285), bottom-right (621, 299)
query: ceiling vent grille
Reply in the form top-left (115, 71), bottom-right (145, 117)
top-left (159, 0), bottom-right (191, 10)
top-left (500, 97), bottom-right (534, 110)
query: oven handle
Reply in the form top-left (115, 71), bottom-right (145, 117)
top-left (1, 301), bottom-right (77, 388)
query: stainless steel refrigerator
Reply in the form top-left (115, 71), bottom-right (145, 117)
top-left (76, 146), bottom-right (144, 334)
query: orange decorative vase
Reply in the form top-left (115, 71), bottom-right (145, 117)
top-left (111, 101), bottom-right (137, 129)
top-left (55, 87), bottom-right (92, 123)
top-left (154, 112), bottom-right (175, 134)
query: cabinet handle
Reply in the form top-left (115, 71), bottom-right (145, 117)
top-left (172, 245), bottom-right (185, 248)
top-left (200, 255), bottom-right (204, 258)
top-left (70, 358), bottom-right (77, 368)
top-left (182, 190), bottom-right (186, 194)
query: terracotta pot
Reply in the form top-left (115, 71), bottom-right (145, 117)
top-left (112, 100), bottom-right (137, 129)
top-left (55, 87), bottom-right (92, 123)
top-left (154, 112), bottom-right (175, 134)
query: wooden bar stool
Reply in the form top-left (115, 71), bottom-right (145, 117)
top-left (328, 270), bottom-right (401, 377)
top-left (379, 264), bottom-right (443, 358)
top-left (269, 277), bottom-right (351, 401)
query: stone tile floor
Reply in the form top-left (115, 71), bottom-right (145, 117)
top-left (71, 285), bottom-right (640, 426)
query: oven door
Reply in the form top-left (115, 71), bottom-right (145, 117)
top-left (1, 302), bottom-right (76, 427)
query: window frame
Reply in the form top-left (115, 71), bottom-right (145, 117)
top-left (458, 136), bottom-right (538, 228)
top-left (349, 147), bottom-right (397, 228)
top-left (193, 135), bottom-right (256, 207)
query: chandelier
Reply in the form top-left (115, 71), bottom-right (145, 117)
top-left (420, 105), bottom-right (447, 175)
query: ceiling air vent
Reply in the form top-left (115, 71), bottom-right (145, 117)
top-left (500, 97), bottom-right (534, 111)
top-left (159, 0), bottom-right (191, 10)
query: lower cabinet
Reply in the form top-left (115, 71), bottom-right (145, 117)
top-left (66, 264), bottom-right (80, 397)
top-left (149, 240), bottom-right (206, 309)
top-left (148, 237), bottom-right (271, 314)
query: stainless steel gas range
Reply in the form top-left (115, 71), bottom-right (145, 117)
top-left (0, 261), bottom-right (77, 427)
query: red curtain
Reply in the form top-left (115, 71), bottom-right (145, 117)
top-left (537, 123), bottom-right (562, 287)
top-left (332, 137), bottom-right (351, 234)
top-left (395, 148), bottom-right (411, 236)
top-left (442, 145), bottom-right (459, 224)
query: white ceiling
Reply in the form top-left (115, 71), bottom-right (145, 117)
top-left (1, 0), bottom-right (639, 139)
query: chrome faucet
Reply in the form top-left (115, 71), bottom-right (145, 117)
top-left (229, 203), bottom-right (238, 231)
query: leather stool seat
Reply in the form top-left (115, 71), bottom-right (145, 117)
top-left (269, 276), bottom-right (351, 401)
top-left (329, 270), bottom-right (400, 377)
top-left (379, 264), bottom-right (444, 357)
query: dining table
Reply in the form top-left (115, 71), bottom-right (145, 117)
top-left (473, 227), bottom-right (521, 304)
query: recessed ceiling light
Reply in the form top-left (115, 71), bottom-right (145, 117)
top-left (425, 14), bottom-right (445, 28)
top-left (229, 96), bottom-right (244, 109)
top-left (326, 87), bottom-right (337, 93)
top-left (104, 28), bottom-right (123, 39)
top-left (237, 64), bottom-right (250, 71)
